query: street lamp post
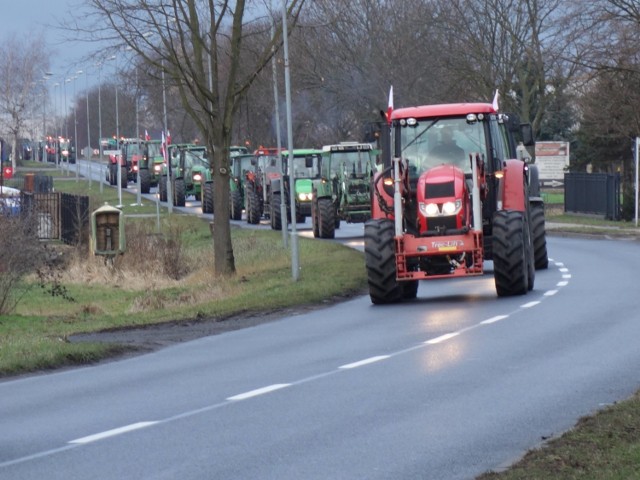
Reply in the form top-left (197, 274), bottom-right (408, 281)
top-left (98, 62), bottom-right (104, 194)
top-left (73, 70), bottom-right (83, 181)
top-left (53, 82), bottom-right (60, 168)
top-left (64, 77), bottom-right (71, 175)
top-left (115, 55), bottom-right (123, 208)
top-left (162, 60), bottom-right (173, 213)
top-left (86, 69), bottom-right (92, 187)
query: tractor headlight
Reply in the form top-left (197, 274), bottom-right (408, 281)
top-left (441, 201), bottom-right (460, 215)
top-left (298, 192), bottom-right (312, 201)
top-left (419, 200), bottom-right (462, 217)
top-left (193, 173), bottom-right (202, 182)
top-left (154, 164), bottom-right (162, 173)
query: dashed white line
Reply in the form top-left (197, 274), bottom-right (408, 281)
top-left (480, 315), bottom-right (509, 325)
top-left (544, 290), bottom-right (558, 296)
top-left (339, 355), bottom-right (390, 369)
top-left (69, 422), bottom-right (158, 444)
top-left (226, 383), bottom-right (291, 401)
top-left (425, 332), bottom-right (459, 344)
top-left (557, 281), bottom-right (569, 287)
top-left (520, 301), bottom-right (540, 308)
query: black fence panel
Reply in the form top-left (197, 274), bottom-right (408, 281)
top-left (20, 192), bottom-right (61, 240)
top-left (564, 172), bottom-right (621, 220)
top-left (60, 193), bottom-right (90, 246)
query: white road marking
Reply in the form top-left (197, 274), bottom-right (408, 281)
top-left (227, 383), bottom-right (291, 401)
top-left (544, 290), bottom-right (558, 296)
top-left (425, 332), bottom-right (459, 344)
top-left (69, 421), bottom-right (158, 444)
top-left (520, 301), bottom-right (540, 308)
top-left (339, 355), bottom-right (390, 369)
top-left (557, 281), bottom-right (569, 287)
top-left (480, 315), bottom-right (509, 325)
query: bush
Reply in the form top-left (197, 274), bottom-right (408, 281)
top-left (0, 211), bottom-right (54, 314)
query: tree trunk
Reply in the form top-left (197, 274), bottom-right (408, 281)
top-left (211, 144), bottom-right (235, 275)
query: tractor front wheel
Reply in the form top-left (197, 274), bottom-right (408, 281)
top-left (159, 175), bottom-right (168, 202)
top-left (139, 169), bottom-right (151, 194)
top-left (174, 178), bottom-right (186, 207)
top-left (202, 182), bottom-right (214, 214)
top-left (230, 190), bottom-right (243, 220)
top-left (246, 186), bottom-right (261, 224)
top-left (271, 193), bottom-right (282, 230)
top-left (317, 197), bottom-right (336, 239)
top-left (364, 219), bottom-right (403, 304)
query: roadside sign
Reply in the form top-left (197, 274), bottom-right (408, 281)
top-left (535, 141), bottom-right (569, 187)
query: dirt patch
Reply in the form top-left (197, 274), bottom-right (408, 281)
top-left (68, 294), bottom-right (362, 360)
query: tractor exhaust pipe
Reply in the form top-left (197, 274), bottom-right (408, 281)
top-left (393, 156), bottom-right (403, 236)
top-left (471, 154), bottom-right (482, 232)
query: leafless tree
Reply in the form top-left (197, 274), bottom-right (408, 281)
top-left (77, 0), bottom-right (305, 275)
top-left (0, 36), bottom-right (50, 168)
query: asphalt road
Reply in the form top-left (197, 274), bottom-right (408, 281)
top-left (2, 231), bottom-right (640, 479)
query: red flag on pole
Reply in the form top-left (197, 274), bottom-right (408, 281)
top-left (166, 130), bottom-right (172, 146)
top-left (145, 129), bottom-right (151, 141)
top-left (161, 131), bottom-right (167, 164)
top-left (386, 86), bottom-right (393, 125)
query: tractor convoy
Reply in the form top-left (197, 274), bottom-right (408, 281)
top-left (364, 101), bottom-right (547, 304)
top-left (93, 94), bottom-right (547, 306)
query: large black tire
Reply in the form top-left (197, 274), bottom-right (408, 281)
top-left (159, 175), bottom-right (167, 202)
top-left (271, 193), bottom-right (282, 230)
top-left (120, 166), bottom-right (128, 189)
top-left (245, 186), bottom-right (261, 224)
top-left (109, 164), bottom-right (117, 186)
top-left (230, 189), bottom-right (243, 220)
top-left (139, 169), bottom-right (151, 194)
top-left (202, 182), bottom-right (214, 214)
top-left (311, 200), bottom-right (320, 238)
top-left (364, 219), bottom-right (403, 304)
top-left (492, 210), bottom-right (531, 296)
top-left (317, 197), bottom-right (336, 239)
top-left (530, 202), bottom-right (549, 270)
top-left (174, 178), bottom-right (186, 207)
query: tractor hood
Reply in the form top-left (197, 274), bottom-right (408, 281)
top-left (416, 164), bottom-right (469, 235)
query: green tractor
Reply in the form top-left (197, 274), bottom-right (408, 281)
top-left (139, 140), bottom-right (166, 194)
top-left (228, 152), bottom-right (255, 220)
top-left (158, 143), bottom-right (196, 206)
top-left (269, 149), bottom-right (323, 230)
top-left (311, 142), bottom-right (377, 238)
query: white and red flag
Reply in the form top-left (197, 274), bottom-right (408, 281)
top-left (161, 131), bottom-right (167, 163)
top-left (166, 130), bottom-right (172, 146)
top-left (386, 86), bottom-right (393, 125)
top-left (145, 129), bottom-right (151, 141)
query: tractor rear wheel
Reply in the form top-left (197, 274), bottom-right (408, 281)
top-left (317, 198), bottom-right (336, 239)
top-left (365, 219), bottom-right (403, 304)
top-left (174, 178), bottom-right (186, 207)
top-left (246, 186), bottom-right (261, 224)
top-left (230, 190), bottom-right (243, 220)
top-left (311, 200), bottom-right (320, 238)
top-left (202, 182), bottom-right (214, 214)
top-left (108, 164), bottom-right (117, 185)
top-left (120, 166), bottom-right (128, 189)
top-left (270, 193), bottom-right (282, 230)
top-left (530, 202), bottom-right (548, 269)
top-left (493, 210), bottom-right (531, 296)
top-left (159, 175), bottom-right (168, 202)
top-left (139, 169), bottom-right (151, 194)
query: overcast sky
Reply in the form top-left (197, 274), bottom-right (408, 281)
top-left (4, 0), bottom-right (98, 79)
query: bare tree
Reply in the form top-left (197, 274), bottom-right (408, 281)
top-left (0, 36), bottom-right (50, 169)
top-left (78, 0), bottom-right (305, 275)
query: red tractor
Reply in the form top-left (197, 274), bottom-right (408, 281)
top-left (365, 101), bottom-right (548, 304)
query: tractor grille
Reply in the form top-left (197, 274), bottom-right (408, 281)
top-left (348, 183), bottom-right (369, 195)
top-left (425, 181), bottom-right (454, 199)
top-left (426, 216), bottom-right (458, 233)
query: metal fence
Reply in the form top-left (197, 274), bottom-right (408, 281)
top-left (564, 172), bottom-right (621, 220)
top-left (20, 191), bottom-right (90, 244)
